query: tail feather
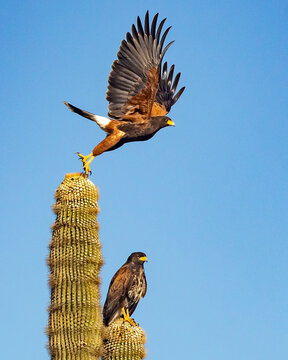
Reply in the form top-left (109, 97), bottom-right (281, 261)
top-left (64, 101), bottom-right (97, 122)
top-left (64, 101), bottom-right (111, 130)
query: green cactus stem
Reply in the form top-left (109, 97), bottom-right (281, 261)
top-left (47, 173), bottom-right (103, 360)
top-left (102, 319), bottom-right (146, 360)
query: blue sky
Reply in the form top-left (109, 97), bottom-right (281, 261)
top-left (1, 1), bottom-right (287, 359)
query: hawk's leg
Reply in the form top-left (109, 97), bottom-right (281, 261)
top-left (77, 130), bottom-right (124, 175)
top-left (121, 308), bottom-right (137, 326)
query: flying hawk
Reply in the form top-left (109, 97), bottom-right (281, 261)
top-left (103, 252), bottom-right (148, 326)
top-left (65, 11), bottom-right (185, 174)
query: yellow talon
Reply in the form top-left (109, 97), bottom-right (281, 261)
top-left (121, 308), bottom-right (137, 326)
top-left (76, 152), bottom-right (95, 175)
top-left (83, 163), bottom-right (91, 175)
top-left (121, 307), bottom-right (129, 321)
top-left (77, 152), bottom-right (90, 162)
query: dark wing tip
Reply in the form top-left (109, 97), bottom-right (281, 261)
top-left (172, 86), bottom-right (185, 105)
top-left (144, 11), bottom-right (150, 35)
top-left (162, 61), bottom-right (168, 76)
top-left (137, 16), bottom-right (144, 37)
top-left (161, 40), bottom-right (175, 59)
top-left (159, 26), bottom-right (172, 52)
top-left (167, 65), bottom-right (175, 85)
top-left (155, 64), bottom-right (185, 111)
top-left (156, 18), bottom-right (167, 43)
top-left (171, 72), bottom-right (180, 93)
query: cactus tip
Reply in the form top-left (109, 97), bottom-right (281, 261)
top-left (65, 172), bottom-right (87, 179)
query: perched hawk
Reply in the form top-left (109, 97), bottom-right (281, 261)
top-left (65, 11), bottom-right (185, 174)
top-left (103, 252), bottom-right (148, 326)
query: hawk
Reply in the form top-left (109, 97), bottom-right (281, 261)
top-left (103, 252), bottom-right (148, 326)
top-left (65, 11), bottom-right (185, 174)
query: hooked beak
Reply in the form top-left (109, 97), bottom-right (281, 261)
top-left (139, 256), bottom-right (148, 262)
top-left (167, 119), bottom-right (175, 126)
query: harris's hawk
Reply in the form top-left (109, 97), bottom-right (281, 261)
top-left (64, 11), bottom-right (185, 175)
top-left (103, 252), bottom-right (148, 326)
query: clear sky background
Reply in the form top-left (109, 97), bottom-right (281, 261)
top-left (0, 1), bottom-right (287, 359)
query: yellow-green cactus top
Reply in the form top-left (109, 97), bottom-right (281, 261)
top-left (102, 319), bottom-right (146, 360)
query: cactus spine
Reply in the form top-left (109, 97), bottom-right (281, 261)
top-left (47, 173), bottom-right (103, 360)
top-left (102, 319), bottom-right (146, 360)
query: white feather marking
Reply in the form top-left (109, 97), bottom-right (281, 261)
top-left (92, 115), bottom-right (111, 130)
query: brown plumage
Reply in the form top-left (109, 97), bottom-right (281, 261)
top-left (103, 252), bottom-right (148, 326)
top-left (64, 11), bottom-right (185, 175)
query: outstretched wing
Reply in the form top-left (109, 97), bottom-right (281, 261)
top-left (151, 62), bottom-right (185, 116)
top-left (103, 264), bottom-right (133, 325)
top-left (106, 11), bottom-right (173, 123)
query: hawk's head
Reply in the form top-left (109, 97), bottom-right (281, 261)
top-left (151, 116), bottom-right (175, 129)
top-left (127, 252), bottom-right (148, 265)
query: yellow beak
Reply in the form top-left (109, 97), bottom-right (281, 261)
top-left (139, 256), bottom-right (148, 262)
top-left (167, 119), bottom-right (175, 126)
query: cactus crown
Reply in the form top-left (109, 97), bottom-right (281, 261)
top-left (102, 319), bottom-right (146, 360)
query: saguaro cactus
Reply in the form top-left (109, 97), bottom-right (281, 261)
top-left (102, 319), bottom-right (146, 360)
top-left (47, 173), bottom-right (103, 360)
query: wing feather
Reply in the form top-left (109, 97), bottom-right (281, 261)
top-left (152, 62), bottom-right (185, 115)
top-left (103, 264), bottom-right (133, 326)
top-left (106, 11), bottom-right (173, 122)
